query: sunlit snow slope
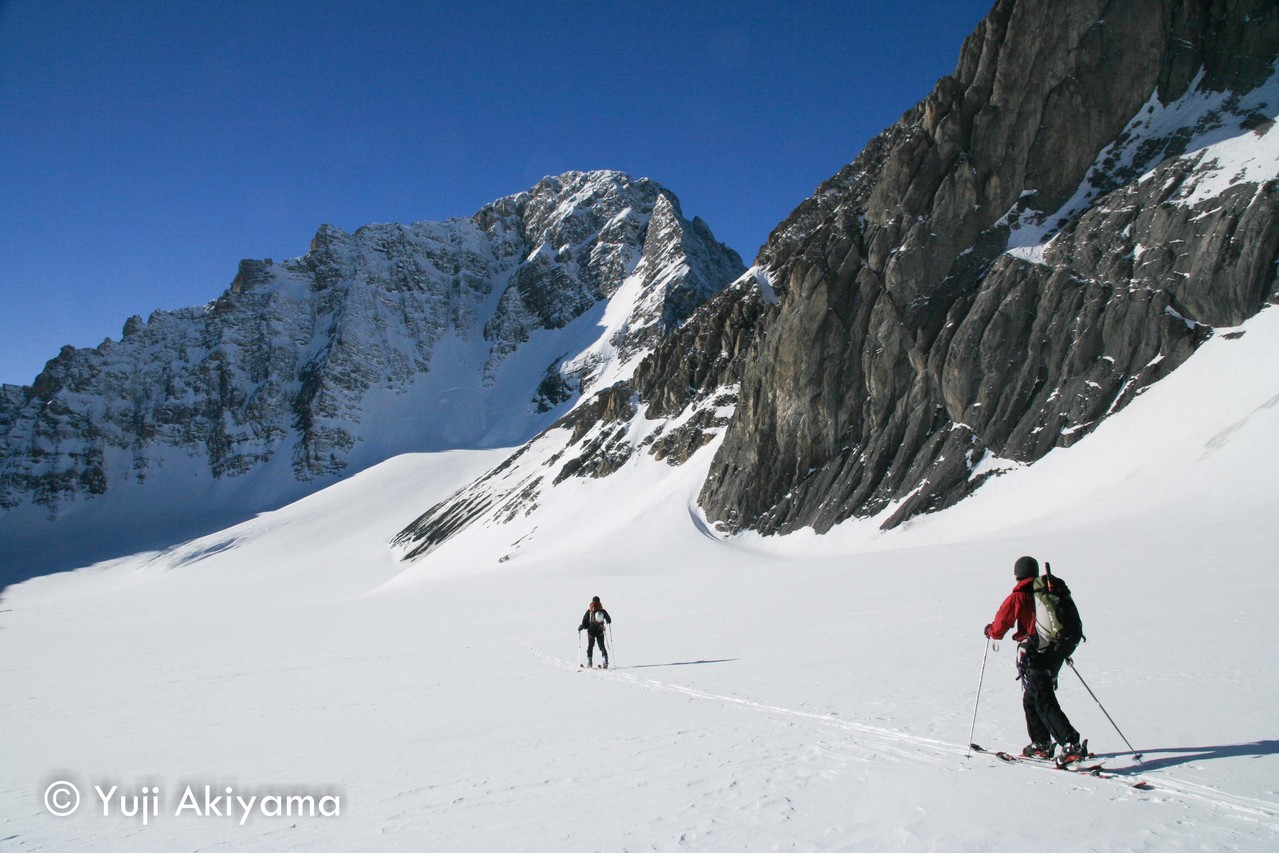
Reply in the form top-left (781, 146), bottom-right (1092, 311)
top-left (1, 308), bottom-right (1277, 850)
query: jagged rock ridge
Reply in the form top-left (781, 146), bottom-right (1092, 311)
top-left (0, 171), bottom-right (743, 518)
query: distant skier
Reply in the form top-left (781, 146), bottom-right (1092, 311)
top-left (578, 596), bottom-right (611, 668)
top-left (984, 556), bottom-right (1087, 763)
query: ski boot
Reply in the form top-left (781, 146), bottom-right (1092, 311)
top-left (1056, 739), bottom-right (1090, 767)
top-left (1022, 742), bottom-right (1053, 760)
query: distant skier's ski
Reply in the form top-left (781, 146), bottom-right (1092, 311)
top-left (969, 744), bottom-right (1151, 789)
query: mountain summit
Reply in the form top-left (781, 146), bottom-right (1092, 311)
top-left (0, 171), bottom-right (742, 572)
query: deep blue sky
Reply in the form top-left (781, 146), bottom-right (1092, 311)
top-left (0, 0), bottom-right (992, 385)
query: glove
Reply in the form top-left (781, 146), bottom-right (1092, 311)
top-left (983, 623), bottom-right (993, 638)
top-left (578, 626), bottom-right (584, 632)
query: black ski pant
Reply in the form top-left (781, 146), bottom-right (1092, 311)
top-left (586, 630), bottom-right (608, 663)
top-left (1020, 651), bottom-right (1079, 746)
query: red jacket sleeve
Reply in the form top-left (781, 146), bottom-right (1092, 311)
top-left (988, 583), bottom-right (1034, 641)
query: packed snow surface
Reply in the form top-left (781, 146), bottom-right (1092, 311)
top-left (3, 308), bottom-right (1279, 850)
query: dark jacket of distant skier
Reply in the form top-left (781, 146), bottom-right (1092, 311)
top-left (984, 556), bottom-right (1086, 762)
top-left (578, 597), bottom-right (611, 667)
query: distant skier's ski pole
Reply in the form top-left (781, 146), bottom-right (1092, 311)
top-left (608, 624), bottom-right (616, 668)
top-left (578, 631), bottom-right (583, 668)
top-left (1066, 659), bottom-right (1143, 762)
top-left (966, 638), bottom-right (992, 761)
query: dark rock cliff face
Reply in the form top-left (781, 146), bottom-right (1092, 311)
top-left (698, 0), bottom-right (1279, 534)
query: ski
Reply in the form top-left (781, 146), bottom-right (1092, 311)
top-left (1055, 755), bottom-right (1098, 770)
top-left (1065, 761), bottom-right (1109, 774)
top-left (970, 742), bottom-right (1088, 767)
top-left (969, 744), bottom-right (1151, 789)
top-left (969, 744), bottom-right (1023, 763)
top-left (970, 742), bottom-right (1090, 767)
top-left (969, 743), bottom-right (1057, 764)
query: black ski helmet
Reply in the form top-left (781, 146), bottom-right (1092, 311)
top-left (1014, 556), bottom-right (1040, 580)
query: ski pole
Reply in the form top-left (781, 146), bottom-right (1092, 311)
top-left (966, 637), bottom-right (992, 761)
top-left (1066, 659), bottom-right (1143, 762)
top-left (577, 630), bottom-right (582, 668)
top-left (607, 624), bottom-right (616, 668)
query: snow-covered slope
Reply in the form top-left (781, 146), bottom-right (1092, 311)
top-left (1, 303), bottom-right (1276, 850)
top-left (391, 270), bottom-right (766, 563)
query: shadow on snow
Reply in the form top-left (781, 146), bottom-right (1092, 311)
top-left (617, 659), bottom-right (740, 670)
top-left (1095, 739), bottom-right (1279, 773)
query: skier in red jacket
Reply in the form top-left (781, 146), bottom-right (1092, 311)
top-left (985, 556), bottom-right (1086, 762)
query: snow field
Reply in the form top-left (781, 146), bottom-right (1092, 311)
top-left (2, 310), bottom-right (1279, 849)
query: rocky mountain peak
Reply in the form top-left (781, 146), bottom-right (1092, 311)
top-left (0, 171), bottom-right (742, 544)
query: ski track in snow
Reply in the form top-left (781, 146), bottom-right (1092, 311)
top-left (522, 641), bottom-right (1279, 826)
